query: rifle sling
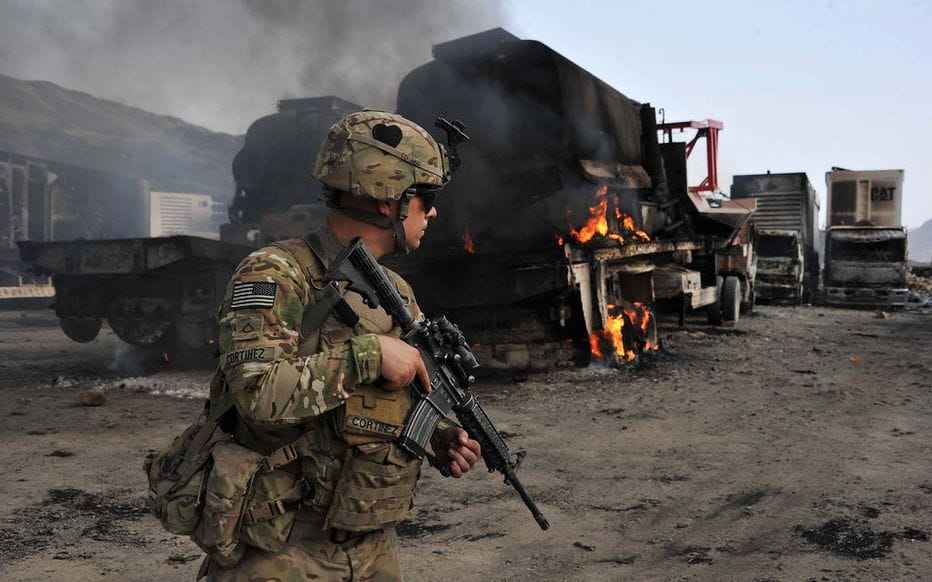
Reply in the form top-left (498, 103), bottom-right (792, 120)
top-left (299, 232), bottom-right (359, 338)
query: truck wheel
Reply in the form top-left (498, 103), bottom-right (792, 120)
top-left (722, 276), bottom-right (740, 324)
top-left (108, 317), bottom-right (172, 345)
top-left (706, 276), bottom-right (724, 325)
top-left (60, 317), bottom-right (102, 343)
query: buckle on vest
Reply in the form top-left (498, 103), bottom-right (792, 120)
top-left (261, 443), bottom-right (299, 473)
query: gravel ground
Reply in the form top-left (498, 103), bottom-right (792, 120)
top-left (0, 304), bottom-right (929, 581)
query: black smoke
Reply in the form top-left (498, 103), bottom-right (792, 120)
top-left (0, 0), bottom-right (508, 134)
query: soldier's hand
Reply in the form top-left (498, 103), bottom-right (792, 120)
top-left (432, 427), bottom-right (481, 478)
top-left (376, 335), bottom-right (430, 392)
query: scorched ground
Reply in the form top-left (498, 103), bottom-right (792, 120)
top-left (0, 305), bottom-right (929, 581)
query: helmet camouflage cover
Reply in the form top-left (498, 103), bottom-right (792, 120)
top-left (312, 110), bottom-right (450, 202)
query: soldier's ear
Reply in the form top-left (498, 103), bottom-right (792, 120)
top-left (377, 200), bottom-right (396, 218)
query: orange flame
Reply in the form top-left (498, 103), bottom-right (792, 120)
top-left (590, 301), bottom-right (659, 362)
top-left (569, 186), bottom-right (651, 246)
top-left (462, 229), bottom-right (475, 254)
top-left (570, 186), bottom-right (609, 243)
top-left (161, 351), bottom-right (170, 363)
top-left (589, 332), bottom-right (603, 358)
top-left (590, 313), bottom-right (635, 362)
top-left (207, 338), bottom-right (215, 345)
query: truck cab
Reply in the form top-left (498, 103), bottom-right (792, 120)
top-left (823, 226), bottom-right (908, 306)
top-left (755, 228), bottom-right (805, 303)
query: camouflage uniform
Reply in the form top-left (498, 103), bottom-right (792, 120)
top-left (201, 220), bottom-right (427, 581)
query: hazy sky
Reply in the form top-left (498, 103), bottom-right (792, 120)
top-left (507, 0), bottom-right (932, 229)
top-left (1, 0), bottom-right (929, 228)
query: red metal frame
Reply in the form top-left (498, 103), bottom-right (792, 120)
top-left (657, 119), bottom-right (723, 193)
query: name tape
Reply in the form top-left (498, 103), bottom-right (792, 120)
top-left (224, 346), bottom-right (275, 368)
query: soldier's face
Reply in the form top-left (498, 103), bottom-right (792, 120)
top-left (403, 194), bottom-right (437, 249)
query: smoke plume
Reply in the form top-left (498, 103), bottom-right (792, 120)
top-left (0, 0), bottom-right (508, 134)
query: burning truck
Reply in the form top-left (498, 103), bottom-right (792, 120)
top-left (18, 29), bottom-right (755, 367)
top-left (387, 29), bottom-right (756, 367)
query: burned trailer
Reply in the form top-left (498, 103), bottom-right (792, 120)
top-left (18, 97), bottom-right (360, 361)
top-left (19, 236), bottom-right (252, 352)
top-left (390, 29), bottom-right (753, 367)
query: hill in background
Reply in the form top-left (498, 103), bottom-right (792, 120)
top-left (909, 218), bottom-right (932, 264)
top-left (0, 74), bottom-right (242, 195)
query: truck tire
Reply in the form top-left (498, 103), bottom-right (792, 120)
top-left (706, 276), bottom-right (724, 325)
top-left (60, 317), bottom-right (102, 343)
top-left (108, 317), bottom-right (172, 346)
top-left (722, 276), bottom-right (740, 324)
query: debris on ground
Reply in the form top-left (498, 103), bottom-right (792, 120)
top-left (78, 387), bottom-right (106, 406)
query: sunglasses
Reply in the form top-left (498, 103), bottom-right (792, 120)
top-left (410, 187), bottom-right (439, 213)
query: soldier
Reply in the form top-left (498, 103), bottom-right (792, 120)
top-left (201, 111), bottom-right (481, 580)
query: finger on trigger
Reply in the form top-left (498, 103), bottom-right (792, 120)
top-left (416, 360), bottom-right (431, 393)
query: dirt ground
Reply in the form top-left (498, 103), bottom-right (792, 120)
top-left (0, 303), bottom-right (929, 581)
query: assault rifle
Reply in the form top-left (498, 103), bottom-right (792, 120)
top-left (324, 238), bottom-right (550, 531)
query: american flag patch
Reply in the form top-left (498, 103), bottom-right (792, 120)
top-left (230, 281), bottom-right (277, 309)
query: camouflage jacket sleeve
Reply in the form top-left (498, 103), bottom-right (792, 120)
top-left (217, 246), bottom-right (382, 429)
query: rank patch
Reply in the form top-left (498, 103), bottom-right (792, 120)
top-left (231, 281), bottom-right (277, 309)
top-left (231, 313), bottom-right (262, 340)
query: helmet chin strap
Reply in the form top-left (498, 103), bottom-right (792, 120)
top-left (331, 189), bottom-right (415, 255)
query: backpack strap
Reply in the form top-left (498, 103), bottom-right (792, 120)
top-left (241, 429), bottom-right (319, 525)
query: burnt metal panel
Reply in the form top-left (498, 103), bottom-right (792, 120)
top-left (395, 32), bottom-right (651, 257)
top-left (18, 236), bottom-right (252, 276)
top-left (828, 227), bottom-right (906, 243)
top-left (824, 286), bottom-right (908, 306)
top-left (26, 161), bottom-right (50, 241)
top-left (731, 172), bottom-right (818, 260)
top-left (827, 261), bottom-right (907, 285)
top-left (825, 169), bottom-right (903, 227)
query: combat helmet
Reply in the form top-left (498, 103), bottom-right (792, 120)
top-left (312, 110), bottom-right (452, 253)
